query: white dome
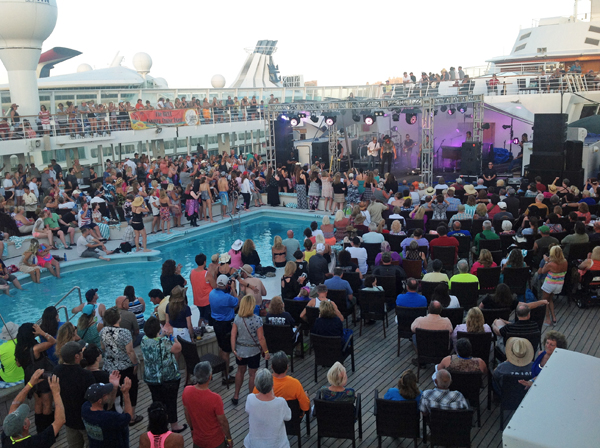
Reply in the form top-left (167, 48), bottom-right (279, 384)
top-left (0, 0), bottom-right (58, 48)
top-left (77, 63), bottom-right (93, 73)
top-left (211, 74), bottom-right (226, 88)
top-left (132, 52), bottom-right (152, 74)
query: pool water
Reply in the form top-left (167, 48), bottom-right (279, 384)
top-left (1, 213), bottom-right (322, 326)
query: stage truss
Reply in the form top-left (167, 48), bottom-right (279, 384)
top-left (265, 94), bottom-right (484, 184)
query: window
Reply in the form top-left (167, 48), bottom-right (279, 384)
top-left (585, 38), bottom-right (600, 46)
top-left (519, 32), bottom-right (531, 41)
top-left (514, 44), bottom-right (526, 52)
top-left (580, 104), bottom-right (598, 119)
top-left (589, 25), bottom-right (600, 33)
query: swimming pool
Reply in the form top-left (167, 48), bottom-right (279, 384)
top-left (1, 212), bottom-right (324, 326)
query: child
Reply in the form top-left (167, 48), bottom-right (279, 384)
top-left (123, 193), bottom-right (134, 225)
top-left (294, 286), bottom-right (310, 301)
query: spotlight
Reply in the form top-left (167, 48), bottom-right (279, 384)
top-left (447, 107), bottom-right (455, 115)
top-left (364, 115), bottom-right (374, 125)
top-left (374, 111), bottom-right (385, 117)
top-left (392, 126), bottom-right (398, 131)
top-left (290, 116), bottom-right (300, 126)
top-left (482, 123), bottom-right (491, 130)
top-left (458, 104), bottom-right (467, 114)
top-left (502, 124), bottom-right (512, 129)
top-left (352, 113), bottom-right (361, 122)
top-left (512, 138), bottom-right (520, 144)
top-left (440, 105), bottom-right (447, 113)
top-left (310, 114), bottom-right (319, 123)
top-left (279, 114), bottom-right (288, 121)
top-left (406, 113), bottom-right (417, 125)
top-left (392, 113), bottom-right (400, 122)
top-left (298, 113), bottom-right (307, 118)
top-left (324, 116), bottom-right (336, 126)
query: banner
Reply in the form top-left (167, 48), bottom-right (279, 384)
top-left (129, 108), bottom-right (199, 130)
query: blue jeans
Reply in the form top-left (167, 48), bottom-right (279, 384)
top-left (368, 155), bottom-right (377, 170)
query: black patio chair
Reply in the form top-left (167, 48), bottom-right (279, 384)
top-left (430, 245), bottom-right (456, 273)
top-left (263, 324), bottom-right (303, 372)
top-left (440, 306), bottom-right (464, 329)
top-left (449, 371), bottom-right (483, 427)
top-left (395, 306), bottom-right (428, 357)
top-left (314, 391), bottom-right (362, 448)
top-left (415, 328), bottom-right (450, 380)
top-left (450, 281), bottom-right (479, 310)
top-left (285, 399), bottom-right (311, 448)
top-left (500, 374), bottom-right (532, 429)
top-left (312, 334), bottom-right (354, 383)
top-left (420, 281), bottom-right (446, 304)
top-left (427, 408), bottom-right (474, 447)
top-left (357, 289), bottom-right (388, 337)
top-left (327, 289), bottom-right (355, 328)
top-left (374, 390), bottom-right (419, 448)
top-left (502, 266), bottom-right (531, 295)
top-left (476, 266), bottom-right (501, 294)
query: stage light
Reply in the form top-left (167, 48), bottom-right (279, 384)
top-left (502, 124), bottom-right (512, 129)
top-left (364, 115), bottom-right (374, 125)
top-left (324, 116), bottom-right (336, 126)
top-left (406, 113), bottom-right (417, 125)
top-left (310, 114), bottom-right (319, 123)
top-left (512, 138), bottom-right (520, 144)
top-left (392, 126), bottom-right (398, 131)
top-left (352, 113), bottom-right (360, 122)
top-left (440, 105), bottom-right (447, 113)
top-left (447, 107), bottom-right (455, 115)
top-left (279, 114), bottom-right (289, 121)
top-left (290, 116), bottom-right (300, 126)
top-left (298, 113), bottom-right (307, 118)
top-left (458, 104), bottom-right (467, 114)
top-left (374, 111), bottom-right (385, 117)
top-left (482, 123), bottom-right (491, 130)
top-left (392, 113), bottom-right (400, 122)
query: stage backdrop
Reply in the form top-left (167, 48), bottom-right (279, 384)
top-left (129, 109), bottom-right (199, 130)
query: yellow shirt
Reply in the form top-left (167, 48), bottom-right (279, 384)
top-left (304, 250), bottom-right (316, 263)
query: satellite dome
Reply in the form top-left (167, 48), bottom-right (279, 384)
top-left (77, 63), bottom-right (93, 73)
top-left (132, 52), bottom-right (152, 74)
top-left (0, 0), bottom-right (58, 48)
top-left (211, 74), bottom-right (226, 88)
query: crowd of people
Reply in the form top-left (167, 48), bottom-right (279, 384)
top-left (2, 148), bottom-right (599, 447)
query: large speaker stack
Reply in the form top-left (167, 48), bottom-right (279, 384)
top-left (564, 140), bottom-right (585, 187)
top-left (461, 141), bottom-right (482, 176)
top-left (529, 113), bottom-right (572, 185)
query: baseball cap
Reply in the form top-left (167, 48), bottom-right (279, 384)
top-left (539, 225), bottom-right (550, 233)
top-left (82, 304), bottom-right (97, 316)
top-left (220, 171), bottom-right (226, 177)
top-left (85, 383), bottom-right (114, 402)
top-left (498, 202), bottom-right (507, 209)
top-left (85, 288), bottom-right (98, 302)
top-left (2, 404), bottom-right (29, 437)
top-left (216, 275), bottom-right (229, 286)
top-left (61, 340), bottom-right (86, 364)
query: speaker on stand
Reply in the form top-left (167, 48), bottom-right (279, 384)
top-left (461, 142), bottom-right (482, 176)
top-left (564, 140), bottom-right (583, 171)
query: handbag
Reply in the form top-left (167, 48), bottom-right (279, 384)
top-left (242, 317), bottom-right (264, 358)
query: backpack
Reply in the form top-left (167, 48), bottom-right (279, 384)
top-left (120, 242), bottom-right (133, 253)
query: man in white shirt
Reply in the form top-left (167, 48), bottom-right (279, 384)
top-left (346, 236), bottom-right (368, 275)
top-left (76, 227), bottom-right (112, 261)
top-left (23, 186), bottom-right (38, 217)
top-left (362, 223), bottom-right (385, 244)
top-left (28, 178), bottom-right (39, 198)
top-left (367, 137), bottom-right (380, 170)
top-left (124, 157), bottom-right (136, 175)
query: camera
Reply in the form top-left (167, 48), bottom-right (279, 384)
top-left (42, 371), bottom-right (53, 380)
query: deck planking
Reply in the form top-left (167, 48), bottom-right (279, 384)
top-left (45, 295), bottom-right (599, 448)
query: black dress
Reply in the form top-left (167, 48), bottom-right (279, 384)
top-left (267, 176), bottom-right (280, 207)
top-left (160, 274), bottom-right (186, 296)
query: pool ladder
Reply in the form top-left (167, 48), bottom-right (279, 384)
top-left (0, 286), bottom-right (83, 342)
top-left (229, 191), bottom-right (242, 233)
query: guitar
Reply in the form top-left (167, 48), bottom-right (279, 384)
top-left (402, 140), bottom-right (416, 154)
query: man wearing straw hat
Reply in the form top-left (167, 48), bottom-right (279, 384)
top-left (492, 337), bottom-right (534, 395)
top-left (0, 322), bottom-right (24, 386)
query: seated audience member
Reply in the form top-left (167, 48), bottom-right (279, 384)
top-left (429, 225), bottom-right (459, 262)
top-left (479, 283), bottom-right (518, 311)
top-left (437, 338), bottom-right (487, 374)
top-left (449, 259), bottom-right (479, 289)
top-left (266, 296), bottom-right (295, 327)
top-left (447, 220), bottom-right (471, 239)
top-left (253, 351), bottom-right (310, 415)
top-left (470, 249), bottom-right (497, 275)
top-left (374, 241), bottom-right (401, 266)
top-left (307, 244), bottom-right (330, 285)
top-left (411, 300), bottom-right (453, 350)
top-left (422, 259), bottom-right (449, 283)
top-left (449, 204), bottom-right (472, 225)
top-left (346, 237), bottom-right (368, 275)
top-left (404, 240), bottom-right (428, 269)
top-left (389, 219), bottom-right (406, 236)
top-left (318, 361), bottom-right (355, 402)
top-left (362, 222), bottom-right (385, 244)
top-left (361, 275), bottom-right (383, 292)
top-left (372, 252), bottom-right (407, 280)
top-left (492, 337), bottom-right (534, 396)
top-left (527, 330), bottom-right (568, 382)
top-left (324, 267), bottom-right (355, 307)
top-left (492, 303), bottom-right (540, 352)
top-left (419, 369), bottom-right (468, 415)
top-left (493, 202), bottom-right (514, 221)
top-left (576, 202), bottom-right (591, 224)
top-left (301, 284), bottom-right (343, 322)
top-left (561, 221), bottom-right (589, 258)
top-left (431, 283), bottom-right (460, 309)
top-left (401, 228), bottom-right (429, 257)
top-left (383, 369), bottom-right (422, 405)
top-left (473, 220), bottom-right (499, 256)
top-left (452, 307), bottom-right (491, 347)
top-left (500, 220), bottom-right (515, 235)
top-left (396, 278), bottom-right (427, 307)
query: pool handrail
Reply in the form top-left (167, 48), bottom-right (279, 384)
top-left (33, 286), bottom-right (84, 325)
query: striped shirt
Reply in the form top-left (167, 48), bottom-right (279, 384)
top-left (419, 388), bottom-right (469, 414)
top-left (545, 270), bottom-right (566, 286)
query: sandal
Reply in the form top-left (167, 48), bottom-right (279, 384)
top-left (128, 415), bottom-right (144, 426)
top-left (171, 424), bottom-right (188, 433)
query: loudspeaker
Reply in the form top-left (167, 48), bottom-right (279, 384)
top-left (312, 142), bottom-right (329, 166)
top-left (530, 153), bottom-right (565, 171)
top-left (461, 142), bottom-right (482, 175)
top-left (563, 169), bottom-right (585, 189)
top-left (564, 140), bottom-right (583, 171)
top-left (533, 113), bottom-right (567, 153)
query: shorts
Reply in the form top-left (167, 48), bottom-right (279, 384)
top-left (235, 352), bottom-right (261, 369)
top-left (80, 223), bottom-right (98, 231)
top-left (41, 123), bottom-right (51, 131)
top-left (38, 259), bottom-right (53, 268)
top-left (15, 189), bottom-right (23, 197)
top-left (51, 225), bottom-right (69, 234)
top-left (0, 275), bottom-right (16, 285)
top-left (541, 281), bottom-right (564, 295)
top-left (132, 221), bottom-right (144, 231)
top-left (219, 191), bottom-right (229, 206)
top-left (213, 320), bottom-right (233, 353)
top-left (197, 305), bottom-right (213, 325)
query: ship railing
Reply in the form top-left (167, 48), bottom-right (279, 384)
top-left (0, 106), bottom-right (268, 142)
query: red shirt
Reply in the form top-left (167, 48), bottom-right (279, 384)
top-left (190, 268), bottom-right (213, 307)
top-left (536, 182), bottom-right (547, 192)
top-left (429, 235), bottom-right (459, 261)
top-left (135, 103), bottom-right (144, 110)
top-left (182, 386), bottom-right (225, 448)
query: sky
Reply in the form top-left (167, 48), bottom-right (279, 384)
top-left (0, 0), bottom-right (591, 88)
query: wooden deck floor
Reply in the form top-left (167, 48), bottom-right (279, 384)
top-left (50, 297), bottom-right (600, 448)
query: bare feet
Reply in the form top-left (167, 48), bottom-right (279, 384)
top-left (143, 249), bottom-right (151, 252)
top-left (210, 220), bottom-right (217, 223)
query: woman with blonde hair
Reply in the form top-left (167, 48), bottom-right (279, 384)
top-left (315, 233), bottom-right (332, 262)
top-left (470, 248), bottom-right (497, 275)
top-left (321, 215), bottom-right (336, 245)
top-left (230, 294), bottom-right (269, 405)
top-left (473, 203), bottom-right (488, 220)
top-left (55, 322), bottom-right (80, 363)
top-left (334, 209), bottom-right (350, 242)
top-left (452, 307), bottom-right (491, 347)
top-left (390, 219), bottom-right (405, 235)
top-left (19, 238), bottom-right (41, 283)
top-left (578, 246), bottom-right (600, 275)
top-left (281, 261), bottom-right (304, 299)
top-left (538, 245), bottom-right (568, 325)
top-left (319, 361), bottom-right (355, 402)
top-left (321, 170), bottom-right (333, 213)
top-left (271, 235), bottom-right (287, 267)
top-left (384, 369), bottom-right (422, 403)
top-left (241, 238), bottom-right (261, 267)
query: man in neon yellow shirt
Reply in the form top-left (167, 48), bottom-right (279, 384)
top-left (448, 259), bottom-right (479, 289)
top-left (0, 322), bottom-right (24, 384)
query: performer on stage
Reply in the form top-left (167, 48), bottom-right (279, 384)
top-left (401, 134), bottom-right (417, 172)
top-left (465, 131), bottom-right (472, 141)
top-left (367, 137), bottom-right (380, 170)
top-left (380, 135), bottom-right (396, 174)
